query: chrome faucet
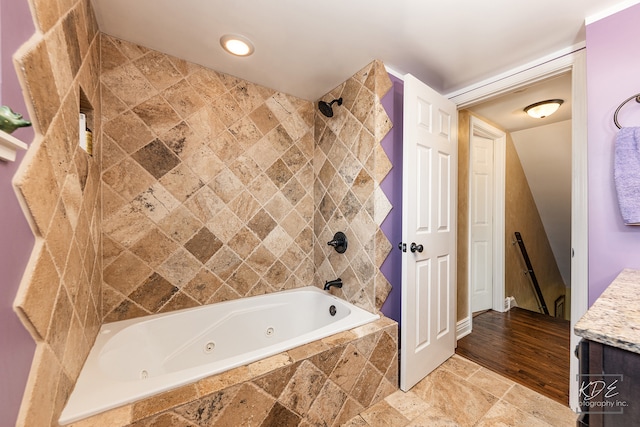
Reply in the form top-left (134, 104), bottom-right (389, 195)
top-left (324, 278), bottom-right (343, 291)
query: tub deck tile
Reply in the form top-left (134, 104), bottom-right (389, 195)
top-left (208, 383), bottom-right (274, 427)
top-left (247, 352), bottom-right (293, 377)
top-left (322, 330), bottom-right (357, 347)
top-left (171, 384), bottom-right (242, 426)
top-left (67, 404), bottom-right (132, 427)
top-left (196, 365), bottom-right (251, 396)
top-left (279, 360), bottom-right (327, 415)
top-left (253, 361), bottom-right (301, 399)
top-left (309, 345), bottom-right (344, 376)
top-left (287, 339), bottom-right (330, 361)
top-left (131, 383), bottom-right (199, 422)
top-left (261, 402), bottom-right (301, 427)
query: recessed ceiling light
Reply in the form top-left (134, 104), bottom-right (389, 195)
top-left (524, 99), bottom-right (564, 119)
top-left (220, 34), bottom-right (254, 57)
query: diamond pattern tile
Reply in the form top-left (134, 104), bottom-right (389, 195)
top-left (12, 3), bottom-right (396, 422)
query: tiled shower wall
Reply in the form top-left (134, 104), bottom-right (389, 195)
top-left (12, 0), bottom-right (102, 425)
top-left (100, 37), bottom-right (394, 320)
top-left (10, 6), bottom-right (395, 424)
top-left (314, 61), bottom-right (394, 313)
top-left (100, 35), bottom-right (316, 321)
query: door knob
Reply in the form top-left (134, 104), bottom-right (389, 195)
top-left (410, 242), bottom-right (423, 253)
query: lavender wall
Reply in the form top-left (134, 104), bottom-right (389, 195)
top-left (0, 0), bottom-right (36, 425)
top-left (380, 74), bottom-right (403, 325)
top-left (586, 4), bottom-right (640, 305)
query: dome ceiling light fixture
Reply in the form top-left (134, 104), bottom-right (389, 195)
top-left (220, 34), bottom-right (254, 57)
top-left (524, 99), bottom-right (564, 119)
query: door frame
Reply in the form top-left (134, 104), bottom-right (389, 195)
top-left (467, 117), bottom-right (506, 320)
top-left (447, 48), bottom-right (588, 411)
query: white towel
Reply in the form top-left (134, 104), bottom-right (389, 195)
top-left (614, 127), bottom-right (640, 225)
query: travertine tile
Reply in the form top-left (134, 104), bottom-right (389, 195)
top-left (351, 362), bottom-right (384, 407)
top-left (156, 247), bottom-right (202, 287)
top-left (103, 111), bottom-right (155, 154)
top-left (248, 353), bottom-right (293, 377)
top-left (132, 95), bottom-right (182, 136)
top-left (307, 379), bottom-right (348, 426)
top-left (475, 400), bottom-right (553, 427)
top-left (360, 399), bottom-right (409, 427)
top-left (262, 402), bottom-right (301, 427)
top-left (68, 402), bottom-right (132, 427)
top-left (100, 35), bottom-right (129, 73)
top-left (182, 268), bottom-right (223, 304)
top-left (133, 51), bottom-right (182, 91)
top-left (384, 390), bottom-right (429, 422)
top-left (253, 361), bottom-right (301, 399)
top-left (158, 291), bottom-right (199, 313)
top-left (197, 366), bottom-right (252, 396)
top-left (102, 157), bottom-right (155, 201)
top-left (162, 79), bottom-right (206, 119)
top-left (18, 345), bottom-right (61, 427)
top-left (101, 62), bottom-right (156, 108)
top-left (502, 384), bottom-right (576, 427)
top-left (330, 343), bottom-right (367, 393)
top-left (103, 250), bottom-right (153, 295)
top-left (467, 368), bottom-right (515, 399)
top-left (440, 354), bottom-right (482, 380)
top-left (411, 367), bottom-right (497, 427)
top-left (129, 412), bottom-right (198, 427)
top-left (16, 142), bottom-right (61, 237)
top-left (104, 298), bottom-right (149, 323)
top-left (15, 243), bottom-right (61, 340)
top-left (46, 285), bottom-right (74, 361)
top-left (131, 139), bottom-right (180, 180)
top-left (131, 384), bottom-right (199, 422)
top-left (128, 273), bottom-right (178, 312)
top-left (206, 383), bottom-right (274, 427)
top-left (173, 385), bottom-right (242, 426)
top-left (280, 360), bottom-right (327, 415)
top-left (341, 415), bottom-right (369, 427)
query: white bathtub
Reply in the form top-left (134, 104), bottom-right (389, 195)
top-left (59, 286), bottom-right (379, 424)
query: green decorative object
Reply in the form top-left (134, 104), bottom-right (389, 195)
top-left (0, 105), bottom-right (31, 134)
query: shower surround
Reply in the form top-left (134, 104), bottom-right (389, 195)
top-left (10, 1), bottom-right (396, 423)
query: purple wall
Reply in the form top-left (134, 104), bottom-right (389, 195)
top-left (0, 0), bottom-right (36, 425)
top-left (586, 4), bottom-right (640, 305)
top-left (380, 75), bottom-right (403, 325)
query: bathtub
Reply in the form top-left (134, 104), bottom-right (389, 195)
top-left (59, 286), bottom-right (379, 424)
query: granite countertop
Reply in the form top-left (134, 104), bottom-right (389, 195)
top-left (575, 269), bottom-right (640, 354)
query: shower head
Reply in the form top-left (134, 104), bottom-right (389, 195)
top-left (318, 98), bottom-right (343, 117)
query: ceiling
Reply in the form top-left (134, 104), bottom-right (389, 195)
top-left (90, 0), bottom-right (633, 101)
top-left (467, 73), bottom-right (572, 133)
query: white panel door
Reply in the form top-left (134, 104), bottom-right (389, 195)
top-left (470, 135), bottom-right (494, 312)
top-left (400, 74), bottom-right (457, 391)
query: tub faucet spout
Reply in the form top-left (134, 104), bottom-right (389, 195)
top-left (324, 278), bottom-right (343, 291)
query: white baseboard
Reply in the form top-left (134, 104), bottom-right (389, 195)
top-left (456, 316), bottom-right (472, 340)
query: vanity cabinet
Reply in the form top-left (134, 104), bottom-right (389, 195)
top-left (574, 270), bottom-right (640, 427)
top-left (577, 339), bottom-right (640, 426)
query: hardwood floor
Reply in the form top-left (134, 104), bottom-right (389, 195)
top-left (455, 307), bottom-right (570, 405)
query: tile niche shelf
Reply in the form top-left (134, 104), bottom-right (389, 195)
top-left (0, 129), bottom-right (27, 162)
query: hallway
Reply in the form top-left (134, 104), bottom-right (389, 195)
top-left (455, 308), bottom-right (570, 405)
top-left (343, 355), bottom-right (576, 426)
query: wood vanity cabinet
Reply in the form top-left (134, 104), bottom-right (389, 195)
top-left (577, 339), bottom-right (640, 426)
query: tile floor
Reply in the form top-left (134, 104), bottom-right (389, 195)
top-left (343, 355), bottom-right (577, 427)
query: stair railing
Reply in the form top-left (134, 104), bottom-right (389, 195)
top-left (514, 231), bottom-right (549, 315)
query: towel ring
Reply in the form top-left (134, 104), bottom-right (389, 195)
top-left (614, 93), bottom-right (640, 129)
